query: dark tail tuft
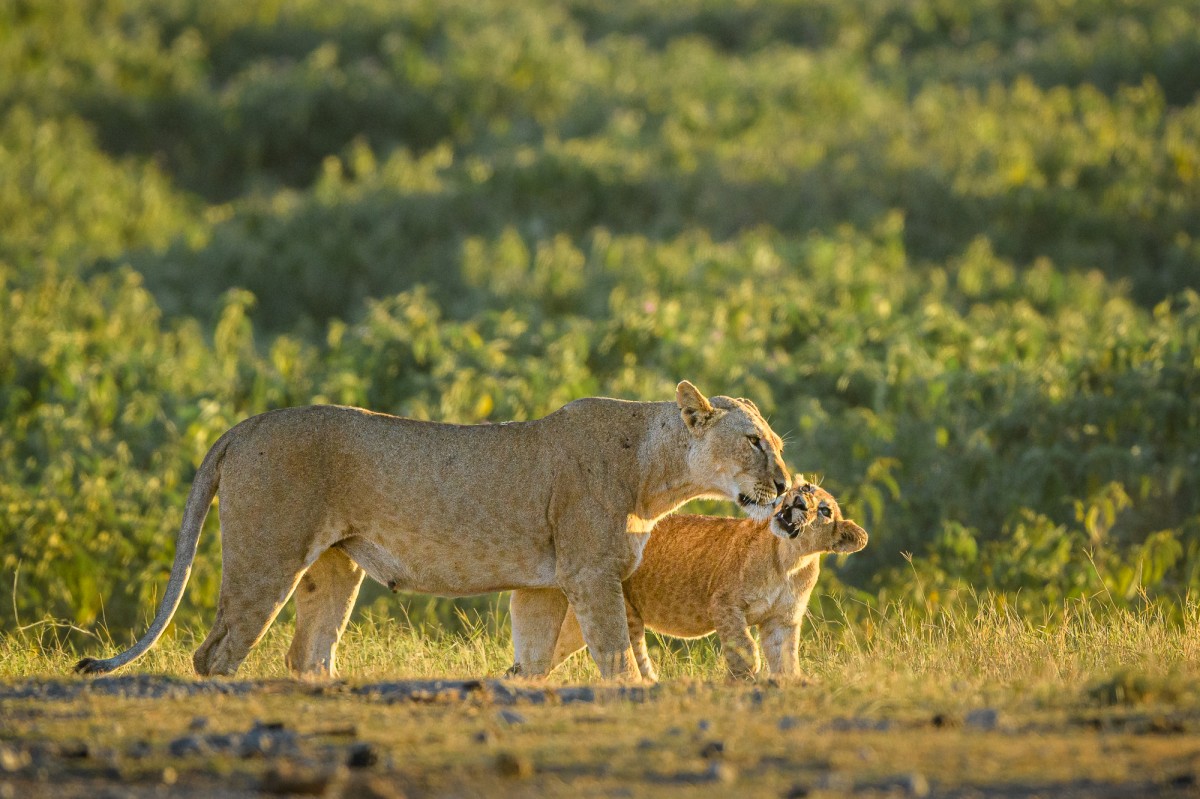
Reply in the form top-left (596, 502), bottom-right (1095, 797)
top-left (74, 657), bottom-right (108, 675)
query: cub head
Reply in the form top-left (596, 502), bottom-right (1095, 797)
top-left (769, 479), bottom-right (868, 555)
top-left (676, 380), bottom-right (790, 520)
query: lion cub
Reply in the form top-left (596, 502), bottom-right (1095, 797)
top-left (548, 479), bottom-right (867, 680)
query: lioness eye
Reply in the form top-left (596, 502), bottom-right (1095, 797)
top-left (747, 436), bottom-right (763, 451)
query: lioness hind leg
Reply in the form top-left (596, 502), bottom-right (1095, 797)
top-left (548, 606), bottom-right (586, 672)
top-left (286, 546), bottom-right (365, 678)
top-left (508, 588), bottom-right (569, 678)
top-left (193, 557), bottom-right (308, 677)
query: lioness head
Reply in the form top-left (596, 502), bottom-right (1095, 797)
top-left (676, 381), bottom-right (790, 520)
top-left (769, 478), bottom-right (868, 554)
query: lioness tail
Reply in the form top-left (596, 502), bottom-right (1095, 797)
top-left (74, 431), bottom-right (232, 675)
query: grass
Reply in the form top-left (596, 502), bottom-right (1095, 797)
top-left (5, 594), bottom-right (1200, 703)
top-left (3, 596), bottom-right (1200, 797)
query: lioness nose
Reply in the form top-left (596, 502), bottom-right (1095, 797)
top-left (774, 479), bottom-right (787, 496)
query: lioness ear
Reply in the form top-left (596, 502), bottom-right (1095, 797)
top-left (833, 520), bottom-right (868, 553)
top-left (676, 381), bottom-right (725, 436)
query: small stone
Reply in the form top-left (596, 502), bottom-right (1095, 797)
top-left (498, 710), bottom-right (526, 726)
top-left (557, 687), bottom-right (596, 704)
top-left (699, 740), bottom-right (725, 760)
top-left (636, 738), bottom-right (655, 750)
top-left (495, 751), bottom-right (533, 779)
top-left (964, 708), bottom-right (1000, 731)
top-left (473, 730), bottom-right (494, 744)
top-left (260, 762), bottom-right (335, 796)
top-left (778, 716), bottom-right (802, 731)
top-left (188, 716), bottom-right (209, 731)
top-left (697, 719), bottom-right (711, 732)
top-left (0, 745), bottom-right (29, 772)
top-left (346, 775), bottom-right (406, 799)
top-left (59, 741), bottom-right (89, 759)
top-left (783, 785), bottom-right (810, 799)
top-left (705, 761), bottom-right (737, 784)
top-left (347, 742), bottom-right (378, 768)
top-left (168, 736), bottom-right (206, 757)
top-left (902, 772), bottom-right (930, 797)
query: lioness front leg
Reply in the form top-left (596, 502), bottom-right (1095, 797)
top-left (560, 573), bottom-right (638, 681)
top-left (508, 588), bottom-right (569, 678)
top-left (760, 619), bottom-right (802, 679)
top-left (286, 546), bottom-right (365, 678)
top-left (712, 604), bottom-right (760, 680)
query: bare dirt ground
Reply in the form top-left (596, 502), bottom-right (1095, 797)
top-left (2, 675), bottom-right (1199, 798)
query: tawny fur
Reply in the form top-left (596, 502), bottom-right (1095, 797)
top-left (527, 479), bottom-right (867, 681)
top-left (74, 382), bottom-right (790, 681)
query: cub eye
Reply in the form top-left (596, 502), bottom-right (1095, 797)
top-left (818, 506), bottom-right (832, 518)
top-left (746, 436), bottom-right (763, 451)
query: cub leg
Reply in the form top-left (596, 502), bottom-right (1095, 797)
top-left (625, 599), bottom-right (658, 683)
top-left (711, 602), bottom-right (760, 680)
top-left (559, 573), bottom-right (638, 681)
top-left (286, 546), bottom-right (365, 678)
top-left (507, 588), bottom-right (569, 678)
top-left (760, 619), bottom-right (802, 678)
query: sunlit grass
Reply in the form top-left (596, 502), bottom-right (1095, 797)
top-left (5, 595), bottom-right (1198, 716)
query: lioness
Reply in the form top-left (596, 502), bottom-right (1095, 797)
top-left (518, 479), bottom-right (866, 681)
top-left (75, 382), bottom-right (789, 681)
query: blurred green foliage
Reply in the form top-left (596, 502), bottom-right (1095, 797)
top-left (1, 0), bottom-right (1199, 635)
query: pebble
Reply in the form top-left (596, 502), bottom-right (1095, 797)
top-left (498, 709), bottom-right (526, 726)
top-left (699, 740), bottom-right (725, 760)
top-left (965, 708), bottom-right (1000, 731)
top-left (901, 772), bottom-right (930, 797)
top-left (347, 742), bottom-right (378, 768)
top-left (705, 761), bottom-right (737, 784)
top-left (260, 762), bottom-right (336, 796)
top-left (495, 751), bottom-right (533, 778)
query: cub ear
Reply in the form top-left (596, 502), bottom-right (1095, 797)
top-left (833, 520), bottom-right (868, 554)
top-left (676, 380), bottom-right (725, 436)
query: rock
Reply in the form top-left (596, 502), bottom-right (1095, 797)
top-left (344, 774), bottom-right (406, 799)
top-left (188, 716), bottom-right (209, 731)
top-left (964, 708), bottom-right (1000, 731)
top-left (699, 740), bottom-right (725, 760)
top-left (260, 762), bottom-right (336, 796)
top-left (472, 730), bottom-right (494, 744)
top-left (0, 745), bottom-right (29, 772)
top-left (901, 772), bottom-right (930, 797)
top-left (705, 761), bottom-right (737, 784)
top-left (783, 785), bottom-right (810, 799)
top-left (495, 751), bottom-right (533, 779)
top-left (557, 687), bottom-right (596, 704)
top-left (498, 709), bottom-right (526, 726)
top-left (697, 719), bottom-right (712, 732)
top-left (168, 736), bottom-right (206, 757)
top-left (778, 715), bottom-right (803, 731)
top-left (347, 742), bottom-right (378, 768)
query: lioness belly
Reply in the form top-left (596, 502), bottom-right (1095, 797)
top-left (337, 532), bottom-right (558, 597)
